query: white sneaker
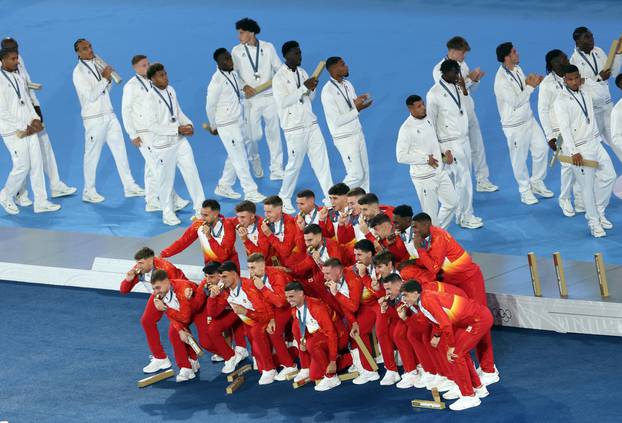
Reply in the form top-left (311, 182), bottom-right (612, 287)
top-left (51, 183), bottom-right (77, 198)
top-left (274, 366), bottom-right (299, 382)
top-left (221, 351), bottom-right (243, 374)
top-left (235, 346), bottom-right (249, 360)
top-left (449, 395), bottom-right (481, 411)
top-left (476, 179), bottom-right (499, 192)
top-left (380, 370), bottom-right (401, 386)
top-left (314, 375), bottom-right (341, 392)
top-left (211, 354), bottom-right (224, 362)
top-left (396, 370), bottom-right (419, 389)
top-left (214, 185), bottom-right (241, 200)
top-left (190, 358), bottom-right (200, 373)
top-left (575, 201), bottom-right (586, 213)
top-left (16, 191), bottom-right (32, 207)
top-left (82, 191), bottom-right (105, 203)
top-left (251, 158), bottom-right (264, 178)
top-left (590, 223), bottom-right (606, 238)
top-left (143, 356), bottom-right (172, 373)
top-left (419, 372), bottom-right (436, 389)
top-left (124, 185), bottom-right (145, 197)
top-left (293, 368), bottom-right (310, 383)
top-left (600, 216), bottom-right (613, 230)
top-left (0, 191), bottom-right (20, 215)
top-left (424, 373), bottom-right (443, 391)
top-left (475, 385), bottom-right (489, 398)
top-left (270, 169), bottom-right (284, 180)
top-left (531, 181), bottom-right (554, 198)
top-left (520, 191), bottom-right (538, 205)
top-left (479, 369), bottom-right (500, 386)
top-left (245, 191), bottom-right (267, 203)
top-left (558, 198), bottom-right (575, 217)
top-left (460, 215), bottom-right (484, 229)
top-left (34, 201), bottom-right (61, 213)
top-left (174, 197), bottom-right (190, 211)
top-left (163, 211), bottom-right (181, 226)
top-left (436, 378), bottom-right (457, 392)
top-left (282, 199), bottom-right (296, 215)
top-left (175, 367), bottom-right (196, 383)
top-left (352, 369), bottom-right (380, 385)
top-left (258, 369), bottom-right (277, 385)
top-left (443, 388), bottom-right (460, 400)
top-left (145, 201), bottom-right (161, 212)
top-left (410, 370), bottom-right (427, 389)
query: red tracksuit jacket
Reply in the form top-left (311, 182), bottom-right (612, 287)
top-left (162, 279), bottom-right (195, 331)
top-left (418, 290), bottom-right (486, 348)
top-left (119, 257), bottom-right (187, 294)
top-left (265, 214), bottom-right (304, 265)
top-left (330, 268), bottom-right (363, 324)
top-left (414, 226), bottom-right (479, 284)
top-left (160, 215), bottom-right (240, 269)
top-left (222, 277), bottom-right (274, 326)
top-left (257, 267), bottom-right (290, 309)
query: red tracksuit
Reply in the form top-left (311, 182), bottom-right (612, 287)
top-left (119, 257), bottom-right (187, 360)
top-left (190, 279), bottom-right (245, 359)
top-left (285, 238), bottom-right (347, 315)
top-left (232, 216), bottom-right (274, 263)
top-left (265, 214), bottom-right (305, 266)
top-left (160, 279), bottom-right (198, 369)
top-left (402, 281), bottom-right (466, 378)
top-left (418, 290), bottom-right (493, 396)
top-left (414, 225), bottom-right (494, 373)
top-left (291, 297), bottom-right (351, 380)
top-left (219, 278), bottom-right (276, 372)
top-left (257, 267), bottom-right (295, 368)
top-left (161, 216), bottom-right (240, 270)
top-left (376, 298), bottom-right (418, 374)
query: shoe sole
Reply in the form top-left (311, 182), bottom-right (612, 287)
top-left (34, 208), bottom-right (61, 213)
top-left (215, 191), bottom-right (242, 200)
top-left (52, 189), bottom-right (77, 198)
top-left (125, 193), bottom-right (145, 198)
top-left (476, 187), bottom-right (499, 192)
top-left (143, 364), bottom-right (172, 374)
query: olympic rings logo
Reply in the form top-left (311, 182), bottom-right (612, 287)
top-left (490, 307), bottom-right (512, 323)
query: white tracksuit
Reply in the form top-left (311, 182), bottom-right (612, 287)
top-left (232, 40), bottom-right (284, 174)
top-left (494, 64), bottom-right (548, 194)
top-left (12, 55), bottom-right (65, 193)
top-left (206, 68), bottom-right (258, 195)
top-left (538, 72), bottom-right (578, 202)
top-left (72, 59), bottom-right (137, 195)
top-left (321, 77), bottom-right (370, 191)
top-left (396, 114), bottom-right (457, 228)
top-left (137, 84), bottom-right (204, 215)
top-left (122, 74), bottom-right (159, 205)
top-left (0, 68), bottom-right (48, 206)
top-left (433, 58), bottom-right (490, 183)
top-left (570, 46), bottom-right (622, 157)
top-left (612, 99), bottom-right (622, 151)
top-left (272, 64), bottom-right (333, 202)
top-left (554, 87), bottom-right (615, 228)
top-left (610, 99), bottom-right (622, 197)
top-left (426, 79), bottom-right (475, 221)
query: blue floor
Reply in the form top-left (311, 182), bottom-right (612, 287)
top-left (1, 280), bottom-right (621, 422)
top-left (2, 0), bottom-right (622, 262)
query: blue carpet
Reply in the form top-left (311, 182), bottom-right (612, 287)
top-left (1, 280), bottom-right (621, 422)
top-left (2, 0), bottom-right (622, 263)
